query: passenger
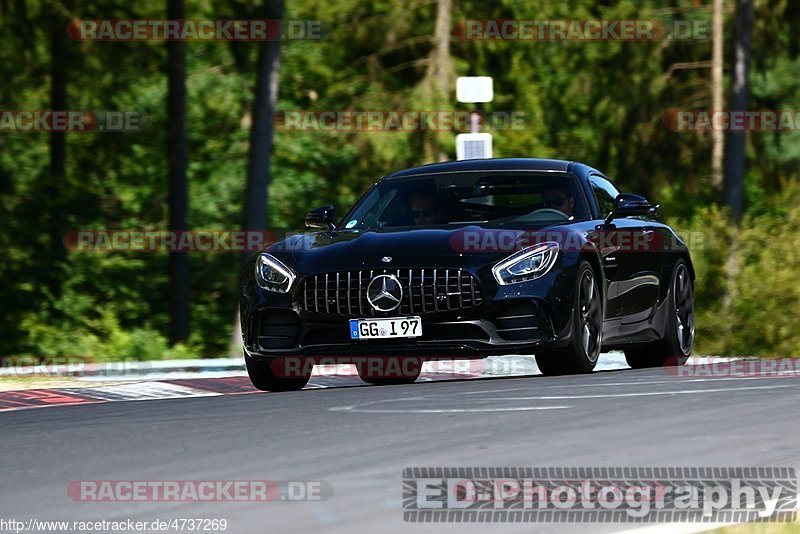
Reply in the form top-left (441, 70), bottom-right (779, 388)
top-left (410, 190), bottom-right (442, 225)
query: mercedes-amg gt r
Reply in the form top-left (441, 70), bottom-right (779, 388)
top-left (240, 158), bottom-right (695, 391)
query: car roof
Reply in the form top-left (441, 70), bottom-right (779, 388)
top-left (384, 158), bottom-right (576, 180)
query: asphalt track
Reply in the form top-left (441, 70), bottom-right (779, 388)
top-left (1, 363), bottom-right (799, 534)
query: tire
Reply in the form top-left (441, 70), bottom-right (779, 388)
top-left (536, 261), bottom-right (603, 376)
top-left (624, 261), bottom-right (694, 369)
top-left (356, 357), bottom-right (422, 385)
top-left (244, 352), bottom-right (310, 392)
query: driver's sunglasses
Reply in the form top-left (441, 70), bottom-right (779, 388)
top-left (412, 209), bottom-right (433, 218)
top-left (544, 196), bottom-right (567, 208)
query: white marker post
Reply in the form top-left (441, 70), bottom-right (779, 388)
top-left (455, 76), bottom-right (493, 160)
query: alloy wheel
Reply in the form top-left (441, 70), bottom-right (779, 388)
top-left (674, 264), bottom-right (695, 355)
top-left (579, 269), bottom-right (603, 363)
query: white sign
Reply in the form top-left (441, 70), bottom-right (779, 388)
top-left (456, 77), bottom-right (494, 103)
top-left (456, 133), bottom-right (493, 160)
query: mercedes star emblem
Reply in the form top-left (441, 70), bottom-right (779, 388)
top-left (366, 274), bottom-right (403, 312)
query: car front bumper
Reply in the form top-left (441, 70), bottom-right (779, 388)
top-left (242, 298), bottom-right (566, 360)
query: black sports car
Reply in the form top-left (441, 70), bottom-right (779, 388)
top-left (240, 158), bottom-right (695, 391)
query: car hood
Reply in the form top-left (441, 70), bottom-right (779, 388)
top-left (267, 225), bottom-right (570, 273)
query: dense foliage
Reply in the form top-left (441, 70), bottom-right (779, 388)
top-left (1, 0), bottom-right (799, 360)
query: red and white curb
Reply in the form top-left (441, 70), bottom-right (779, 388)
top-left (0, 366), bottom-right (492, 413)
top-left (0, 355), bottom-right (744, 413)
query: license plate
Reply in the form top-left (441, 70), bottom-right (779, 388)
top-left (350, 317), bottom-right (422, 340)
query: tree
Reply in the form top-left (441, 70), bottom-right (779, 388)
top-left (243, 0), bottom-right (284, 236)
top-left (47, 4), bottom-right (69, 298)
top-left (167, 0), bottom-right (190, 342)
top-left (723, 0), bottom-right (754, 222)
top-left (420, 0), bottom-right (454, 162)
top-left (710, 0), bottom-right (724, 189)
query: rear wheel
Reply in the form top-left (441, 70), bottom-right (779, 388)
top-left (244, 352), bottom-right (311, 392)
top-left (536, 262), bottom-right (603, 376)
top-left (624, 261), bottom-right (694, 369)
top-left (356, 357), bottom-right (422, 385)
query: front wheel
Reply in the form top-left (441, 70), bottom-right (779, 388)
top-left (625, 261), bottom-right (694, 369)
top-left (536, 262), bottom-right (603, 376)
top-left (244, 352), bottom-right (311, 392)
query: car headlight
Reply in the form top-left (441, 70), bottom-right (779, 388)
top-left (492, 242), bottom-right (559, 285)
top-left (255, 253), bottom-right (296, 293)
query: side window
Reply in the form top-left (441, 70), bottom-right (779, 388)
top-left (379, 192), bottom-right (408, 223)
top-left (589, 175), bottom-right (619, 218)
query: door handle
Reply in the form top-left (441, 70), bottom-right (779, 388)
top-left (638, 229), bottom-right (657, 253)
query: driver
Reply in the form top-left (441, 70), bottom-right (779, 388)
top-left (542, 186), bottom-right (575, 219)
top-left (410, 190), bottom-right (442, 225)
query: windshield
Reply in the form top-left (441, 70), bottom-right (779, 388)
top-left (342, 171), bottom-right (590, 230)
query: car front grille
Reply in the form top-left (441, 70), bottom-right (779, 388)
top-left (299, 268), bottom-right (483, 317)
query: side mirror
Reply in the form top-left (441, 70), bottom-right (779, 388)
top-left (604, 194), bottom-right (658, 225)
top-left (305, 205), bottom-right (336, 230)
